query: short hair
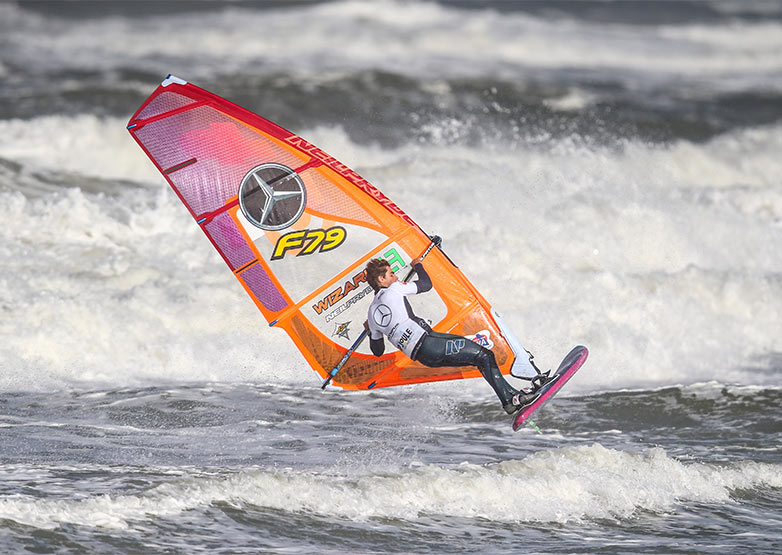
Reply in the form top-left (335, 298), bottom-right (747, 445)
top-left (366, 258), bottom-right (390, 292)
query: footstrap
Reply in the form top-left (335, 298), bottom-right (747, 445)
top-left (531, 370), bottom-right (552, 391)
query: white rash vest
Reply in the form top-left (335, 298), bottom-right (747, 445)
top-left (367, 281), bottom-right (428, 358)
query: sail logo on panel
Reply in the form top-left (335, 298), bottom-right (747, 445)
top-left (238, 163), bottom-right (306, 231)
top-left (468, 330), bottom-right (494, 350)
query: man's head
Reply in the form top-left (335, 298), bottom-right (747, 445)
top-left (366, 258), bottom-right (397, 292)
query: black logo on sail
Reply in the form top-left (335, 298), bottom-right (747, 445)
top-left (238, 163), bottom-right (306, 231)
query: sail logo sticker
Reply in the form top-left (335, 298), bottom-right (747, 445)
top-left (313, 271), bottom-right (370, 319)
top-left (238, 163), bottom-right (306, 231)
top-left (332, 321), bottom-right (351, 341)
top-left (271, 226), bottom-right (346, 260)
top-left (467, 330), bottom-right (494, 350)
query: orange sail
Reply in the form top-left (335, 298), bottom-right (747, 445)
top-left (127, 75), bottom-right (535, 390)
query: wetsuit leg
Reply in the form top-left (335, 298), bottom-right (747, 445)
top-left (415, 331), bottom-right (518, 406)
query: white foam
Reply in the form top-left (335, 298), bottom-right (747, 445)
top-left (543, 88), bottom-right (600, 112)
top-left (0, 115), bottom-right (165, 186)
top-left (1, 116), bottom-right (781, 391)
top-left (0, 445), bottom-right (779, 529)
top-left (0, 184), bottom-right (308, 392)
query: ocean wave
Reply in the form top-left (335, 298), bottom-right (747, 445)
top-left (2, 1), bottom-right (780, 95)
top-left (0, 444), bottom-right (778, 529)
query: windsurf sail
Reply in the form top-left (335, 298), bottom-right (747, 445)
top-left (127, 74), bottom-right (537, 390)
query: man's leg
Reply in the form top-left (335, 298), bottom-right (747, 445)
top-left (415, 331), bottom-right (534, 412)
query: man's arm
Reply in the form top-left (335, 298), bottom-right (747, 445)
top-left (370, 336), bottom-right (385, 357)
top-left (365, 320), bottom-right (385, 356)
top-left (411, 258), bottom-right (432, 293)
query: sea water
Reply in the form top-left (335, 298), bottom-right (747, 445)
top-left (0, 1), bottom-right (780, 552)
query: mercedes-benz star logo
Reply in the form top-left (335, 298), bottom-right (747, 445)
top-left (373, 304), bottom-right (392, 327)
top-left (238, 163), bottom-right (306, 231)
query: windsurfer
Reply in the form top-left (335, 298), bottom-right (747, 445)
top-left (364, 257), bottom-right (539, 414)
